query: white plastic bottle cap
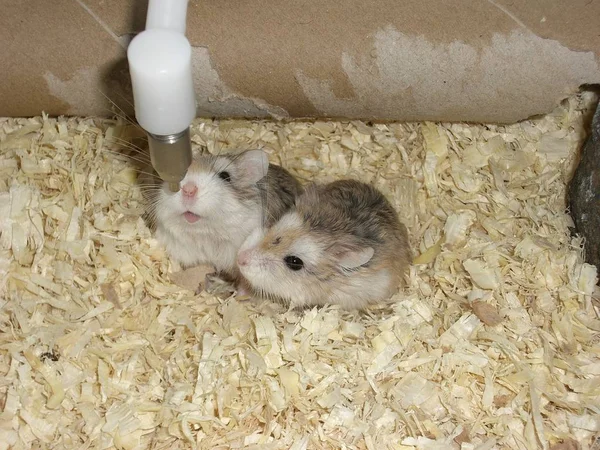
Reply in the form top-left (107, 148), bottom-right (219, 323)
top-left (127, 28), bottom-right (196, 136)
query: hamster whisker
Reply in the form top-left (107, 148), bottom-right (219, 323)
top-left (143, 207), bottom-right (163, 225)
top-left (260, 210), bottom-right (275, 229)
top-left (136, 184), bottom-right (163, 189)
top-left (137, 189), bottom-right (164, 196)
top-left (142, 214), bottom-right (158, 229)
top-left (253, 256), bottom-right (286, 265)
top-left (256, 286), bottom-right (274, 302)
top-left (97, 88), bottom-right (134, 112)
top-left (143, 201), bottom-right (161, 212)
top-left (142, 212), bottom-right (158, 225)
top-left (258, 193), bottom-right (278, 225)
top-left (141, 210), bottom-right (157, 221)
top-left (213, 126), bottom-right (231, 157)
top-left (144, 209), bottom-right (160, 221)
top-left (106, 136), bottom-right (150, 157)
top-left (98, 149), bottom-right (152, 169)
top-left (143, 212), bottom-right (158, 224)
top-left (103, 88), bottom-right (136, 110)
top-left (256, 286), bottom-right (290, 306)
top-left (135, 179), bottom-right (161, 186)
top-left (258, 170), bottom-right (279, 227)
top-left (207, 126), bottom-right (234, 173)
top-left (145, 202), bottom-right (168, 218)
top-left (142, 199), bottom-right (161, 211)
top-left (206, 151), bottom-right (218, 174)
top-left (96, 89), bottom-right (140, 128)
top-left (100, 147), bottom-right (151, 165)
top-left (133, 170), bottom-right (162, 180)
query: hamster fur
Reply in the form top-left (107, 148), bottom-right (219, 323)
top-left (236, 179), bottom-right (411, 310)
top-left (145, 149), bottom-right (302, 280)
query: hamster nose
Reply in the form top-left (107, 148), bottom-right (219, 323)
top-left (181, 182), bottom-right (198, 198)
top-left (237, 249), bottom-right (251, 267)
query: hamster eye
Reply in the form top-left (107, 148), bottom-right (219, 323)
top-left (284, 255), bottom-right (304, 271)
top-left (218, 171), bottom-right (231, 182)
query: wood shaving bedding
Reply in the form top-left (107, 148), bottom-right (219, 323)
top-left (0, 93), bottom-right (599, 450)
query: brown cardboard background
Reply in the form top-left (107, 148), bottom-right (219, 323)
top-left (1, 0), bottom-right (599, 123)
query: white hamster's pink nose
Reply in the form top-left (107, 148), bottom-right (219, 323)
top-left (237, 249), bottom-right (252, 267)
top-left (181, 182), bottom-right (198, 198)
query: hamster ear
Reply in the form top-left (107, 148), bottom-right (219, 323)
top-left (238, 149), bottom-right (269, 184)
top-left (335, 246), bottom-right (374, 270)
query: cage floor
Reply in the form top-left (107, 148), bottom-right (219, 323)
top-left (1, 93), bottom-right (599, 450)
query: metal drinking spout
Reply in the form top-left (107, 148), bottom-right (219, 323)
top-left (127, 0), bottom-right (196, 192)
top-left (148, 129), bottom-right (192, 192)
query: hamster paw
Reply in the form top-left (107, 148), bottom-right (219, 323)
top-left (236, 285), bottom-right (252, 300)
top-left (195, 272), bottom-right (219, 295)
top-left (203, 272), bottom-right (217, 292)
top-left (201, 272), bottom-right (219, 294)
top-left (233, 277), bottom-right (254, 301)
top-left (203, 272), bottom-right (237, 299)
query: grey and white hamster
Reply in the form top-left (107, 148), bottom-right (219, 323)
top-left (236, 179), bottom-right (411, 310)
top-left (144, 148), bottom-right (302, 282)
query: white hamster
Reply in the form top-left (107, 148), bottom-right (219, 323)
top-left (144, 148), bottom-right (302, 282)
top-left (236, 179), bottom-right (411, 310)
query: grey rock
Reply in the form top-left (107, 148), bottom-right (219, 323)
top-left (568, 100), bottom-right (600, 274)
